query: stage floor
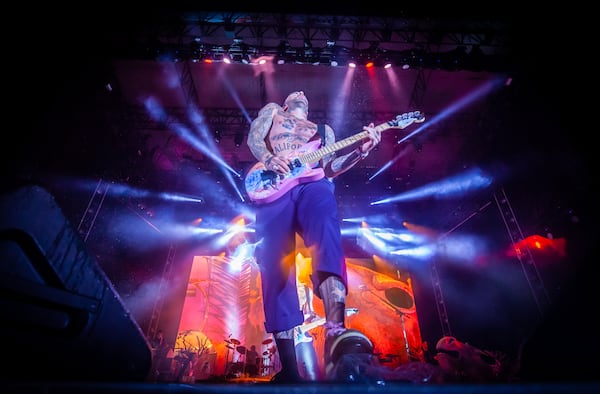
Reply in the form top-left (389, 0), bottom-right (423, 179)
top-left (3, 380), bottom-right (600, 394)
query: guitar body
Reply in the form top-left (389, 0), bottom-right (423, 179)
top-left (293, 309), bottom-right (359, 345)
top-left (244, 140), bottom-right (325, 204)
top-left (294, 317), bottom-right (325, 345)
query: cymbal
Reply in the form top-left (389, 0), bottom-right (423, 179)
top-left (228, 338), bottom-right (241, 345)
top-left (262, 338), bottom-right (273, 345)
top-left (236, 345), bottom-right (246, 354)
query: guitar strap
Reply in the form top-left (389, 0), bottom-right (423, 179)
top-left (314, 124), bottom-right (326, 169)
top-left (317, 124), bottom-right (326, 146)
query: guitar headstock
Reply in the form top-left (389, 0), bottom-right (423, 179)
top-left (390, 111), bottom-right (425, 129)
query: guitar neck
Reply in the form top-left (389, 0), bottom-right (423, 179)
top-left (299, 122), bottom-right (392, 165)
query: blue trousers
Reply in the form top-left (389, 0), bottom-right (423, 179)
top-left (255, 178), bottom-right (347, 333)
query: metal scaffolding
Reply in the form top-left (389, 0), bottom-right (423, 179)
top-left (494, 188), bottom-right (552, 317)
top-left (77, 179), bottom-right (111, 242)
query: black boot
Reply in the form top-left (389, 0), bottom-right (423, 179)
top-left (271, 338), bottom-right (304, 383)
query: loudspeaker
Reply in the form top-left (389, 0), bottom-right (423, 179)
top-left (0, 183), bottom-right (152, 381)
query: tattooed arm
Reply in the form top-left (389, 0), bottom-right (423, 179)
top-left (323, 122), bottom-right (380, 179)
top-left (247, 102), bottom-right (280, 165)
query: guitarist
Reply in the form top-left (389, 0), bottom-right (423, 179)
top-left (247, 91), bottom-right (381, 383)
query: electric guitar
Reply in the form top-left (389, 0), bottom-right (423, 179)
top-left (293, 308), bottom-right (359, 345)
top-left (244, 111), bottom-right (425, 204)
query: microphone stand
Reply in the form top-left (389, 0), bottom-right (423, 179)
top-left (361, 286), bottom-right (411, 360)
top-left (224, 336), bottom-right (234, 377)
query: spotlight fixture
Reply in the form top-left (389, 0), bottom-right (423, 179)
top-left (301, 39), bottom-right (316, 64)
top-left (276, 40), bottom-right (293, 65)
top-left (228, 37), bottom-right (249, 63)
top-left (382, 56), bottom-right (393, 69)
top-left (169, 38), bottom-right (501, 71)
top-left (347, 50), bottom-right (360, 68)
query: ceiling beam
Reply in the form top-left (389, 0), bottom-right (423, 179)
top-left (107, 11), bottom-right (515, 72)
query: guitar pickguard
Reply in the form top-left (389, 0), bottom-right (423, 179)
top-left (244, 160), bottom-right (325, 204)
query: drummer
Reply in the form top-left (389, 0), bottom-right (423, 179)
top-left (245, 345), bottom-right (260, 376)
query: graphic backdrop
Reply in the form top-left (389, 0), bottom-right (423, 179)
top-left (175, 255), bottom-right (424, 379)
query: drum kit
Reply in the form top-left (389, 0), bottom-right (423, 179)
top-left (223, 337), bottom-right (240, 376)
top-left (260, 338), bottom-right (276, 377)
top-left (225, 338), bottom-right (274, 378)
top-left (224, 336), bottom-right (277, 378)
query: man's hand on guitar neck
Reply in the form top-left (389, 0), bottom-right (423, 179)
top-left (358, 122), bottom-right (381, 157)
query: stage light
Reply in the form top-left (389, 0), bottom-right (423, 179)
top-left (383, 57), bottom-right (393, 68)
top-left (276, 40), bottom-right (294, 65)
top-left (155, 37), bottom-right (502, 70)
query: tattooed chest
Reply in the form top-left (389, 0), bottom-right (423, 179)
top-left (270, 133), bottom-right (309, 154)
top-left (270, 116), bottom-right (317, 154)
